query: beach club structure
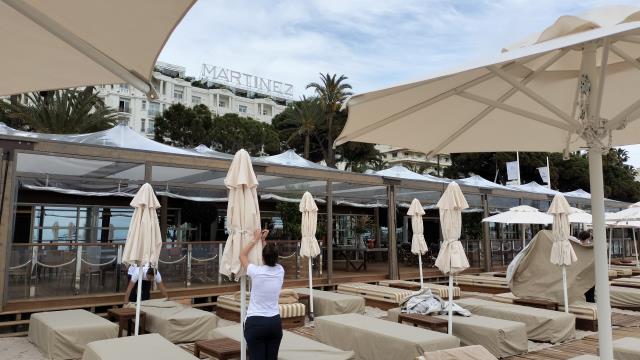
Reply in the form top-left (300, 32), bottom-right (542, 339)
top-left (0, 123), bottom-right (629, 331)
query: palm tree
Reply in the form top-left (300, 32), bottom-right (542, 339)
top-left (285, 97), bottom-right (322, 159)
top-left (0, 87), bottom-right (117, 133)
top-left (306, 73), bottom-right (352, 167)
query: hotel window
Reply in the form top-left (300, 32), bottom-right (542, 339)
top-left (118, 98), bottom-right (130, 113)
top-left (148, 102), bottom-right (160, 117)
top-left (119, 84), bottom-right (129, 92)
top-left (238, 105), bottom-right (247, 113)
top-left (192, 96), bottom-right (201, 105)
top-left (147, 119), bottom-right (155, 134)
top-left (219, 100), bottom-right (227, 108)
top-left (141, 100), bottom-right (147, 110)
top-left (140, 119), bottom-right (146, 132)
top-left (173, 85), bottom-right (184, 100)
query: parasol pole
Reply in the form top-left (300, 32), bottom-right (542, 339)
top-left (447, 273), bottom-right (453, 335)
top-left (240, 275), bottom-right (247, 360)
top-left (134, 265), bottom-right (143, 335)
top-left (562, 265), bottom-right (569, 313)
top-left (633, 227), bottom-right (639, 268)
top-left (418, 254), bottom-right (424, 289)
top-left (308, 257), bottom-right (315, 320)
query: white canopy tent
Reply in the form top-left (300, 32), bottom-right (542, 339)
top-left (336, 7), bottom-right (640, 358)
top-left (482, 205), bottom-right (552, 249)
top-left (0, 0), bottom-right (195, 98)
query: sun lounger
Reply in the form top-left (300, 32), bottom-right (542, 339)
top-left (418, 345), bottom-right (498, 360)
top-left (29, 309), bottom-right (118, 360)
top-left (134, 299), bottom-right (217, 343)
top-left (315, 313), bottom-right (459, 360)
top-left (610, 286), bottom-right (640, 310)
top-left (212, 324), bottom-right (355, 359)
top-left (454, 274), bottom-right (509, 294)
top-left (81, 333), bottom-right (197, 360)
top-left (609, 269), bottom-right (619, 279)
top-left (377, 280), bottom-right (461, 299)
top-left (336, 282), bottom-right (415, 309)
top-left (293, 287), bottom-right (365, 316)
top-left (610, 265), bottom-right (634, 277)
top-left (216, 293), bottom-right (306, 328)
top-left (611, 276), bottom-right (640, 287)
top-left (613, 337), bottom-right (640, 360)
top-left (566, 356), bottom-right (599, 360)
top-left (455, 298), bottom-right (575, 343)
top-left (492, 292), bottom-right (598, 331)
top-left (387, 308), bottom-right (526, 358)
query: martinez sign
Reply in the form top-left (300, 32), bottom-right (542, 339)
top-left (201, 64), bottom-right (294, 99)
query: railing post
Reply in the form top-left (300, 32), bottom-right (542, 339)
top-left (481, 193), bottom-right (492, 272)
top-left (218, 242), bottom-right (223, 285)
top-left (187, 243), bottom-right (192, 287)
top-left (74, 245), bottom-right (83, 294)
top-left (296, 242), bottom-right (300, 279)
top-left (29, 246), bottom-right (38, 297)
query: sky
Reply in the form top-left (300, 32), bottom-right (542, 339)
top-left (159, 0), bottom-right (640, 167)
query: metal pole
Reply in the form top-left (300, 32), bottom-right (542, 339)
top-left (447, 274), bottom-right (453, 335)
top-left (387, 185), bottom-right (398, 280)
top-left (562, 266), bottom-right (569, 313)
top-left (308, 258), bottom-right (314, 320)
top-left (633, 228), bottom-right (639, 267)
top-left (589, 147), bottom-right (614, 359)
top-left (516, 151), bottom-right (521, 185)
top-left (546, 157), bottom-right (551, 189)
top-left (326, 181), bottom-right (333, 283)
top-left (240, 275), bottom-right (247, 360)
top-left (481, 194), bottom-right (492, 271)
top-left (418, 255), bottom-right (424, 289)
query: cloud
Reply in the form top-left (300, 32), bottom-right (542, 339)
top-left (159, 0), bottom-right (640, 166)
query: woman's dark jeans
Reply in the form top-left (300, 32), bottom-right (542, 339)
top-left (244, 315), bottom-right (283, 360)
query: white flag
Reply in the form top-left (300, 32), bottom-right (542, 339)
top-left (537, 166), bottom-right (550, 184)
top-left (506, 161), bottom-right (519, 181)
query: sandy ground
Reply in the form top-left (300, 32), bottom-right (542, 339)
top-left (0, 301), bottom-right (619, 359)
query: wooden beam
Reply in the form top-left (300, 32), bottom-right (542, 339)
top-left (388, 185), bottom-right (399, 280)
top-left (0, 151), bottom-right (15, 311)
top-left (482, 194), bottom-right (492, 272)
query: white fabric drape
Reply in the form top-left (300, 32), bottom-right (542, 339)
top-left (435, 182), bottom-right (470, 274)
top-left (408, 199), bottom-right (428, 255)
top-left (549, 194), bottom-right (577, 266)
top-left (219, 149), bottom-right (263, 278)
top-left (299, 192), bottom-right (320, 258)
top-left (122, 183), bottom-right (162, 268)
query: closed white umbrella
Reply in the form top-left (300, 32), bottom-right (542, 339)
top-left (219, 149), bottom-right (262, 360)
top-left (435, 182), bottom-right (469, 335)
top-left (408, 198), bottom-right (428, 289)
top-left (0, 0), bottom-right (196, 97)
top-left (607, 203), bottom-right (640, 267)
top-left (336, 8), bottom-right (640, 357)
top-left (482, 205), bottom-right (552, 249)
top-left (548, 194), bottom-right (577, 313)
top-left (122, 183), bottom-right (162, 335)
top-left (299, 191), bottom-right (320, 320)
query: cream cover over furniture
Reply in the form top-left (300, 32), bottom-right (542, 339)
top-left (135, 299), bottom-right (218, 343)
top-left (315, 313), bottom-right (459, 360)
top-left (29, 309), bottom-right (118, 360)
top-left (294, 287), bottom-right (365, 316)
top-left (81, 333), bottom-right (198, 360)
top-left (613, 336), bottom-right (640, 360)
top-left (421, 345), bottom-right (498, 360)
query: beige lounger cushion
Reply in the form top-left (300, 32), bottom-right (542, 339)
top-left (455, 275), bottom-right (509, 289)
top-left (422, 345), bottom-right (498, 360)
top-left (614, 337), bottom-right (640, 360)
top-left (29, 309), bottom-right (118, 360)
top-left (337, 282), bottom-right (415, 304)
top-left (212, 324), bottom-right (355, 359)
top-left (567, 356), bottom-right (600, 360)
top-left (610, 266), bottom-right (634, 276)
top-left (294, 288), bottom-right (365, 316)
top-left (136, 299), bottom-right (217, 343)
top-left (387, 308), bottom-right (526, 358)
top-left (81, 333), bottom-right (198, 360)
top-left (609, 269), bottom-right (618, 277)
top-left (455, 298), bottom-right (575, 343)
top-left (492, 292), bottom-right (597, 320)
top-left (377, 280), bottom-right (461, 298)
top-left (315, 313), bottom-right (459, 360)
top-left (610, 286), bottom-right (640, 308)
top-left (217, 294), bottom-right (306, 318)
top-left (611, 277), bottom-right (640, 286)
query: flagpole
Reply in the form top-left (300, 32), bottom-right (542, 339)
top-left (546, 156), bottom-right (551, 189)
top-left (516, 151), bottom-right (521, 185)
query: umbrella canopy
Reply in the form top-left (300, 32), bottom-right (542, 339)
top-left (122, 183), bottom-right (162, 268)
top-left (569, 207), bottom-right (593, 224)
top-left (299, 192), bottom-right (320, 258)
top-left (607, 201), bottom-right (640, 221)
top-left (435, 182), bottom-right (470, 274)
top-left (482, 205), bottom-right (552, 225)
top-left (0, 0), bottom-right (195, 97)
top-left (219, 149), bottom-right (262, 278)
top-left (408, 198), bottom-right (428, 255)
top-left (549, 194), bottom-right (577, 266)
top-left (336, 7), bottom-right (640, 357)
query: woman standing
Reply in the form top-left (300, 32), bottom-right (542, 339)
top-left (240, 229), bottom-right (283, 360)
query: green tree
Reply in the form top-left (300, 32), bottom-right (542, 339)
top-left (338, 141), bottom-right (385, 173)
top-left (272, 97), bottom-right (323, 160)
top-left (306, 73), bottom-right (352, 167)
top-left (0, 88), bottom-right (116, 133)
top-left (154, 103), bottom-right (214, 147)
top-left (210, 113), bottom-right (281, 156)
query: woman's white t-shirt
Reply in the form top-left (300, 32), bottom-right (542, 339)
top-left (246, 263), bottom-right (284, 318)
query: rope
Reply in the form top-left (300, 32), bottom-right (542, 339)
top-left (36, 258), bottom-right (76, 268)
top-left (278, 252), bottom-right (297, 259)
top-left (9, 259), bottom-right (31, 270)
top-left (192, 254), bottom-right (218, 262)
top-left (159, 255), bottom-right (186, 264)
top-left (81, 256), bottom-right (117, 267)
